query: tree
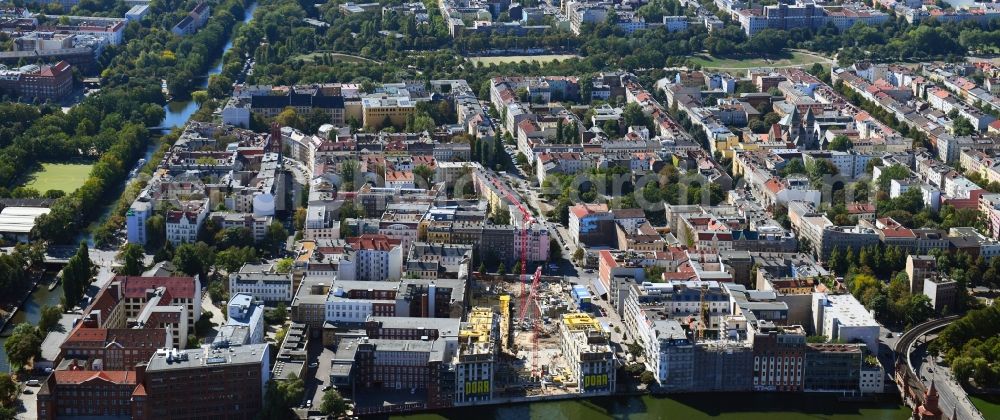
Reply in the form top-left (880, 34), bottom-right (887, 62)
top-left (746, 29), bottom-right (787, 54)
top-left (76, 242), bottom-right (91, 276)
top-left (275, 107), bottom-right (305, 130)
top-left (320, 389), bottom-right (349, 417)
top-left (952, 116), bottom-right (974, 136)
top-left (275, 258), bottom-right (293, 273)
top-left (216, 246), bottom-right (257, 273)
top-left (172, 242), bottom-right (215, 280)
top-left (828, 247), bottom-right (847, 275)
top-left (186, 335), bottom-right (201, 349)
top-left (118, 243), bottom-right (145, 276)
top-left (62, 243), bottom-right (93, 308)
top-left (265, 303), bottom-right (288, 325)
top-left (192, 90), bottom-right (209, 106)
top-left (215, 227), bottom-right (254, 249)
top-left (278, 374), bottom-right (305, 409)
top-left (876, 164), bottom-right (910, 192)
top-left (3, 323), bottom-right (41, 371)
top-left (0, 373), bottom-right (16, 408)
top-left (497, 263), bottom-right (506, 276)
top-left (573, 247), bottom-right (585, 262)
top-left (622, 102), bottom-right (649, 129)
top-left (145, 214), bottom-right (165, 248)
top-left (38, 305), bottom-right (62, 333)
top-left (906, 294), bottom-right (934, 326)
top-left (640, 370), bottom-right (656, 385)
top-left (781, 158), bottom-right (806, 176)
top-left (264, 222), bottom-right (288, 255)
top-left (208, 280), bottom-right (228, 303)
top-left (828, 135), bottom-right (853, 152)
top-left (413, 164), bottom-right (434, 187)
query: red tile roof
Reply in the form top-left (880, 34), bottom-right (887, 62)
top-left (83, 285), bottom-right (121, 325)
top-left (116, 276), bottom-right (198, 299)
top-left (846, 202), bottom-right (876, 214)
top-left (385, 170), bottom-right (414, 182)
top-left (569, 203), bottom-right (609, 219)
top-left (877, 217), bottom-right (915, 238)
top-left (348, 234), bottom-right (401, 251)
top-left (63, 326), bottom-right (108, 343)
top-left (53, 370), bottom-right (136, 385)
top-left (132, 383), bottom-right (147, 397)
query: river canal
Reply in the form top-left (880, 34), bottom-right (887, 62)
top-left (0, 1), bottom-right (258, 372)
top-left (394, 393), bottom-right (911, 420)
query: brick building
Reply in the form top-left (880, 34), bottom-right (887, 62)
top-left (38, 345), bottom-right (270, 420)
top-left (143, 345), bottom-right (271, 419)
top-left (59, 326), bottom-right (169, 370)
top-left (0, 61), bottom-right (73, 101)
top-left (751, 323), bottom-right (806, 392)
top-left (36, 370), bottom-right (148, 420)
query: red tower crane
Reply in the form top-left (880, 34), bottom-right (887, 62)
top-left (489, 174), bottom-right (545, 378)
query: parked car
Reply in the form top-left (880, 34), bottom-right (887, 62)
top-left (26, 380), bottom-right (40, 387)
top-left (308, 362), bottom-right (318, 368)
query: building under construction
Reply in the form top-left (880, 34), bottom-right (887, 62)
top-left (557, 313), bottom-right (616, 395)
top-left (453, 306), bottom-right (499, 406)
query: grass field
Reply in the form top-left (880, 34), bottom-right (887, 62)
top-left (24, 163), bottom-right (94, 193)
top-left (971, 395), bottom-right (1000, 419)
top-left (295, 52), bottom-right (379, 64)
top-left (688, 51), bottom-right (830, 69)
top-left (467, 54), bottom-right (579, 65)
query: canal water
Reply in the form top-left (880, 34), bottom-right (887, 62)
top-left (0, 1), bottom-right (259, 371)
top-left (161, 1), bottom-right (258, 129)
top-left (394, 393), bottom-right (911, 419)
top-left (0, 274), bottom-right (62, 372)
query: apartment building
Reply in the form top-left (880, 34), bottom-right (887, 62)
top-left (229, 263), bottom-right (294, 304)
top-left (339, 234), bottom-right (404, 281)
top-left (165, 199), bottom-right (209, 245)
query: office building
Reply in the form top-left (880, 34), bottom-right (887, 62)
top-left (559, 313), bottom-right (616, 394)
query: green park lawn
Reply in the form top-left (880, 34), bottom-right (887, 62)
top-left (295, 52), bottom-right (379, 64)
top-left (970, 394), bottom-right (1000, 419)
top-left (24, 163), bottom-right (94, 194)
top-left (467, 54), bottom-right (579, 65)
top-left (688, 51), bottom-right (829, 70)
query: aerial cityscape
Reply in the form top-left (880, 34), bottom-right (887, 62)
top-left (0, 0), bottom-right (999, 419)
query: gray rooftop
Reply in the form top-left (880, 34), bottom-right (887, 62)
top-left (147, 343), bottom-right (269, 371)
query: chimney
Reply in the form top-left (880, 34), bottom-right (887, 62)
top-left (134, 363), bottom-right (147, 386)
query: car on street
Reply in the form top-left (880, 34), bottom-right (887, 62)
top-left (26, 380), bottom-right (40, 387)
top-left (308, 362), bottom-right (319, 368)
top-left (22, 389), bottom-right (32, 394)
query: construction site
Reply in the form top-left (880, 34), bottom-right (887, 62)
top-left (473, 177), bottom-right (616, 398)
top-left (476, 268), bottom-right (616, 398)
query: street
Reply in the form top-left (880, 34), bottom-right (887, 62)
top-left (912, 335), bottom-right (984, 420)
